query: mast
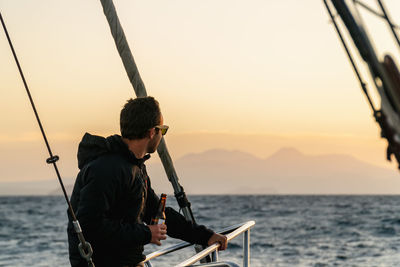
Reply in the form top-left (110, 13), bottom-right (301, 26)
top-left (323, 0), bottom-right (400, 168)
top-left (98, 0), bottom-right (197, 224)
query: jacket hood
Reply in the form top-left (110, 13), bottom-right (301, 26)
top-left (77, 133), bottom-right (150, 169)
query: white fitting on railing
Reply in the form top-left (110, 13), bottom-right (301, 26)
top-left (175, 220), bottom-right (255, 267)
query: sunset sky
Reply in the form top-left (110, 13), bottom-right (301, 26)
top-left (1, 1), bottom-right (400, 190)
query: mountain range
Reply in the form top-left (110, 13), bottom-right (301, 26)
top-left (146, 147), bottom-right (400, 194)
top-left (1, 147), bottom-right (399, 195)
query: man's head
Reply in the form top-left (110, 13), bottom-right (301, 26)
top-left (120, 97), bottom-right (167, 154)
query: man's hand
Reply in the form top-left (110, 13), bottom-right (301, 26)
top-left (148, 224), bottom-right (167, 246)
top-left (207, 233), bottom-right (228, 250)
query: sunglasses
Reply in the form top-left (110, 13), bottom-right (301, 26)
top-left (155, 125), bottom-right (169, 136)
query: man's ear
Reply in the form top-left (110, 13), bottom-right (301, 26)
top-left (148, 128), bottom-right (156, 139)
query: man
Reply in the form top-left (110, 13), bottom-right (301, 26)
top-left (67, 96), bottom-right (227, 267)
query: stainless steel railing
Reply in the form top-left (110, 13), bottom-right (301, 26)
top-left (144, 220), bottom-right (255, 267)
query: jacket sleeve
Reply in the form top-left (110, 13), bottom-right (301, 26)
top-left (75, 162), bottom-right (152, 247)
top-left (140, 168), bottom-right (214, 246)
top-left (142, 178), bottom-right (160, 225)
top-left (165, 207), bottom-right (214, 246)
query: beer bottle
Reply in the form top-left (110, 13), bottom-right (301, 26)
top-left (150, 193), bottom-right (167, 225)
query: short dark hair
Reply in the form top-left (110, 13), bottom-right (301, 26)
top-left (120, 97), bottom-right (161, 139)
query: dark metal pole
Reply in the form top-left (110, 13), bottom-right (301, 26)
top-left (323, 0), bottom-right (400, 169)
top-left (323, 0), bottom-right (376, 111)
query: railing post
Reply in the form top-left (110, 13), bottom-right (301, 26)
top-left (152, 221), bottom-right (255, 266)
top-left (243, 229), bottom-right (250, 267)
top-left (211, 250), bottom-right (219, 262)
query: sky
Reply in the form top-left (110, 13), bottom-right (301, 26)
top-left (1, 1), bottom-right (400, 190)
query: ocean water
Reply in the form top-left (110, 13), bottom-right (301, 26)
top-left (2, 195), bottom-right (400, 266)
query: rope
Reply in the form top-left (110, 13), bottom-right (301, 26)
top-left (99, 0), bottom-right (198, 223)
top-left (376, 0), bottom-right (400, 49)
top-left (99, 0), bottom-right (147, 97)
top-left (353, 0), bottom-right (400, 30)
top-left (0, 12), bottom-right (94, 267)
top-left (99, 1), bottom-right (210, 261)
top-left (324, 0), bottom-right (400, 169)
top-left (323, 0), bottom-right (376, 111)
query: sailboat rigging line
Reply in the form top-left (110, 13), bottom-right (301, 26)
top-left (376, 0), bottom-right (400, 49)
top-left (98, 0), bottom-right (146, 97)
top-left (99, 0), bottom-right (197, 222)
top-left (99, 1), bottom-right (211, 261)
top-left (352, 0), bottom-right (400, 30)
top-left (353, 0), bottom-right (384, 19)
top-left (0, 12), bottom-right (95, 267)
top-left (325, 0), bottom-right (400, 168)
top-left (323, 0), bottom-right (376, 112)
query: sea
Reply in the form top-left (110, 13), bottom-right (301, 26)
top-left (2, 195), bottom-right (400, 267)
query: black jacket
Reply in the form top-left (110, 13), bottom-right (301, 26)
top-left (67, 133), bottom-right (214, 267)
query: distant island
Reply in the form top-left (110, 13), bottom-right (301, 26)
top-left (147, 147), bottom-right (400, 195)
top-left (1, 147), bottom-right (399, 195)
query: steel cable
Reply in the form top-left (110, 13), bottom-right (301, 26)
top-left (0, 11), bottom-right (94, 267)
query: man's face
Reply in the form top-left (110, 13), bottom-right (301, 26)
top-left (147, 114), bottom-right (164, 153)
